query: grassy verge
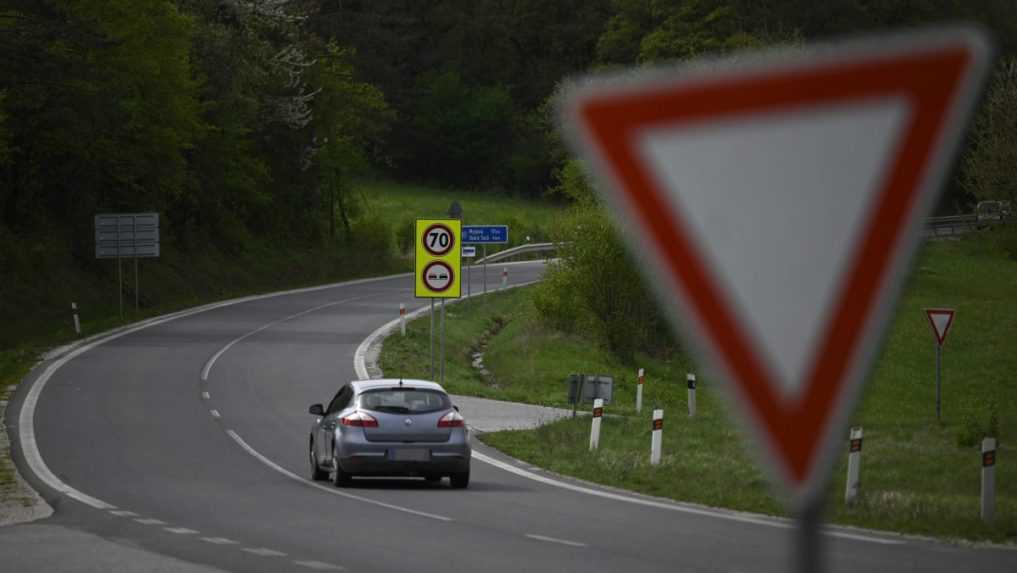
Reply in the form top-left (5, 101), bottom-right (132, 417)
top-left (379, 236), bottom-right (1016, 542)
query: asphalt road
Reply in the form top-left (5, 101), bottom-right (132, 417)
top-left (8, 260), bottom-right (1016, 572)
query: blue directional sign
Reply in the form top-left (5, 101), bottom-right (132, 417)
top-left (462, 225), bottom-right (509, 244)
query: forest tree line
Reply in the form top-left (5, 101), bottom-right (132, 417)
top-left (2, 1), bottom-right (1015, 355)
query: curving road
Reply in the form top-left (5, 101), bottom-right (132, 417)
top-left (8, 260), bottom-right (1015, 572)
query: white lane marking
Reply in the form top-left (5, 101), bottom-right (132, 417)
top-left (225, 430), bottom-right (452, 523)
top-left (525, 533), bottom-right (587, 548)
top-left (243, 547), bottom-right (287, 557)
top-left (201, 537), bottom-right (239, 545)
top-left (353, 279), bottom-right (541, 380)
top-left (201, 392), bottom-right (210, 400)
top-left (134, 518), bottom-right (167, 525)
top-left (294, 560), bottom-right (345, 571)
top-left (826, 530), bottom-right (908, 545)
top-left (209, 409), bottom-right (221, 419)
top-left (471, 451), bottom-right (906, 546)
top-left (109, 510), bottom-right (139, 517)
top-left (17, 268), bottom-right (424, 512)
top-left (201, 296), bottom-right (369, 382)
top-left (165, 527), bottom-right (199, 535)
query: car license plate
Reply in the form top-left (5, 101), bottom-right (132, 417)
top-left (391, 449), bottom-right (429, 462)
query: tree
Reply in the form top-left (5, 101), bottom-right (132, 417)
top-left (963, 58), bottom-right (1017, 206)
top-left (310, 41), bottom-right (392, 239)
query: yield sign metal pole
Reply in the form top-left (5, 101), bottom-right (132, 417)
top-left (795, 503), bottom-right (823, 573)
top-left (935, 344), bottom-right (942, 421)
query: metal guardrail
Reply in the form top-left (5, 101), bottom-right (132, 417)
top-left (474, 242), bottom-right (559, 264)
top-left (926, 213), bottom-right (979, 237)
top-left (926, 212), bottom-right (1011, 237)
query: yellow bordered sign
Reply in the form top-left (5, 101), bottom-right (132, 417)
top-left (415, 219), bottom-right (462, 298)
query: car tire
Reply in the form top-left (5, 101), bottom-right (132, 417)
top-left (449, 471), bottom-right (470, 489)
top-left (331, 456), bottom-right (351, 487)
top-left (309, 441), bottom-right (328, 481)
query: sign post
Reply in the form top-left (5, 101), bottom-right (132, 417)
top-left (925, 308), bottom-right (956, 420)
top-left (560, 27), bottom-right (991, 573)
top-left (463, 225), bottom-right (508, 300)
top-left (415, 219), bottom-right (462, 384)
top-left (95, 213), bottom-right (160, 320)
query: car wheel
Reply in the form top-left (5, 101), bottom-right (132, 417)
top-left (309, 440), bottom-right (327, 481)
top-left (331, 455), bottom-right (351, 487)
top-left (449, 471), bottom-right (470, 489)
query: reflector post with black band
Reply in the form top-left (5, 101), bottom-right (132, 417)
top-left (650, 409), bottom-right (664, 465)
top-left (845, 427), bottom-right (863, 504)
top-left (590, 398), bottom-right (604, 451)
top-left (636, 368), bottom-right (645, 413)
top-left (687, 372), bottom-right (697, 417)
top-left (982, 437), bottom-right (996, 523)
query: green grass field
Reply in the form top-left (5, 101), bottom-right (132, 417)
top-left (359, 180), bottom-right (560, 248)
top-left (380, 235), bottom-right (1016, 542)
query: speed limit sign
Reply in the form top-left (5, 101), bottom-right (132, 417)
top-left (415, 219), bottom-right (462, 298)
top-left (422, 223), bottom-right (455, 256)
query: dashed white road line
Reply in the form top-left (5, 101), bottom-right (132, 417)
top-left (201, 295), bottom-right (369, 382)
top-left (525, 534), bottom-right (588, 548)
top-left (165, 527), bottom-right (199, 535)
top-left (201, 391), bottom-right (210, 400)
top-left (293, 560), bottom-right (345, 570)
top-left (134, 518), bottom-right (167, 526)
top-left (243, 547), bottom-right (287, 557)
top-left (209, 409), bottom-right (221, 419)
top-left (225, 429), bottom-right (453, 522)
top-left (109, 510), bottom-right (139, 517)
top-left (200, 537), bottom-right (239, 545)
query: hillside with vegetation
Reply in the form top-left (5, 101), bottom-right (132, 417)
top-left (2, 0), bottom-right (1015, 380)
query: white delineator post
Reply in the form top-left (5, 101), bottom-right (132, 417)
top-left (686, 373), bottom-right (697, 417)
top-left (982, 437), bottom-right (996, 523)
top-left (501, 267), bottom-right (508, 290)
top-left (399, 303), bottom-right (406, 337)
top-left (650, 409), bottom-right (663, 465)
top-left (589, 398), bottom-right (604, 451)
top-left (71, 302), bottom-right (81, 336)
top-left (845, 427), bottom-right (863, 504)
top-left (636, 368), bottom-right (645, 413)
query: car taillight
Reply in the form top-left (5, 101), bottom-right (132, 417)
top-left (437, 410), bottom-right (465, 428)
top-left (340, 411), bottom-right (378, 428)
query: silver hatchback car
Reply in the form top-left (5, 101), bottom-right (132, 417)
top-left (308, 379), bottom-right (471, 488)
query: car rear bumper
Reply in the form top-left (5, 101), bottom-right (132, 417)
top-left (336, 429), bottom-right (471, 476)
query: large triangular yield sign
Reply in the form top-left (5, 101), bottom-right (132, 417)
top-left (560, 28), bottom-right (991, 507)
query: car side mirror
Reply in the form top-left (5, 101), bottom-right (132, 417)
top-left (309, 404), bottom-right (324, 416)
top-left (453, 405), bottom-right (460, 412)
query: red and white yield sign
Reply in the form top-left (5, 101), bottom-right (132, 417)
top-left (560, 28), bottom-right (991, 507)
top-left (925, 308), bottom-right (956, 346)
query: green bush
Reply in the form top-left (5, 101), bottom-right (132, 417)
top-left (351, 214), bottom-right (393, 259)
top-left (957, 397), bottom-right (1001, 447)
top-left (534, 203), bottom-right (675, 362)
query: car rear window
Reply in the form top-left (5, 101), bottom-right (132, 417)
top-left (358, 389), bottom-right (451, 414)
